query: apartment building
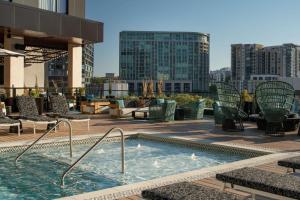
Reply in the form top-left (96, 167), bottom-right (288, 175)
top-left (119, 31), bottom-right (210, 93)
top-left (210, 67), bottom-right (231, 83)
top-left (231, 44), bottom-right (263, 91)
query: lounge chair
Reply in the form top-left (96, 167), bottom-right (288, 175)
top-left (216, 167), bottom-right (300, 199)
top-left (214, 82), bottom-right (248, 131)
top-left (49, 95), bottom-right (90, 130)
top-left (255, 81), bottom-right (296, 136)
top-left (142, 181), bottom-right (241, 200)
top-left (0, 110), bottom-right (21, 136)
top-left (16, 96), bottom-right (57, 134)
top-left (278, 156), bottom-right (300, 173)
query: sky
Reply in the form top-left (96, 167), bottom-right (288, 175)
top-left (86, 0), bottom-right (300, 76)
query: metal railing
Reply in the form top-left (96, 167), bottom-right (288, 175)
top-left (15, 119), bottom-right (73, 164)
top-left (60, 127), bottom-right (125, 187)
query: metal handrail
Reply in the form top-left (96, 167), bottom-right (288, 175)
top-left (15, 119), bottom-right (73, 164)
top-left (60, 127), bottom-right (125, 187)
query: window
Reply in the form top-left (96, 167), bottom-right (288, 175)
top-left (39, 0), bottom-right (68, 14)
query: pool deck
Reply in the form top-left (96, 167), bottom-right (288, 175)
top-left (1, 115), bottom-right (300, 200)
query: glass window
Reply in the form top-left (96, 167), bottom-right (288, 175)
top-left (39, 0), bottom-right (68, 14)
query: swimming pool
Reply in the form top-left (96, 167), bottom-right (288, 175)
top-left (0, 135), bottom-right (264, 199)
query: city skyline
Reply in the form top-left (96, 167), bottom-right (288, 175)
top-left (86, 0), bottom-right (300, 76)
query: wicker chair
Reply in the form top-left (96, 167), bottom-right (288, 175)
top-left (182, 99), bottom-right (205, 120)
top-left (255, 81), bottom-right (295, 135)
top-left (149, 100), bottom-right (176, 121)
top-left (214, 82), bottom-right (248, 131)
top-left (213, 101), bottom-right (224, 125)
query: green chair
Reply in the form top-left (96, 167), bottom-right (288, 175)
top-left (149, 100), bottom-right (177, 121)
top-left (255, 81), bottom-right (295, 135)
top-left (215, 82), bottom-right (248, 131)
top-left (213, 101), bottom-right (225, 125)
top-left (182, 99), bottom-right (205, 120)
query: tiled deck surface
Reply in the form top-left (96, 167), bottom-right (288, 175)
top-left (1, 114), bottom-right (300, 199)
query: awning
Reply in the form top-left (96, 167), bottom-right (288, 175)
top-left (0, 48), bottom-right (24, 57)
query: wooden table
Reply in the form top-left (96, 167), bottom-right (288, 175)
top-left (80, 101), bottom-right (110, 114)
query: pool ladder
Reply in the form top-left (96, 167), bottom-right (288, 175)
top-left (15, 119), bottom-right (73, 164)
top-left (60, 127), bottom-right (125, 187)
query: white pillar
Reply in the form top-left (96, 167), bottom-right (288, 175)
top-left (68, 44), bottom-right (82, 89)
top-left (4, 34), bottom-right (24, 96)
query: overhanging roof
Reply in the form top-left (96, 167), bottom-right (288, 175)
top-left (0, 1), bottom-right (103, 50)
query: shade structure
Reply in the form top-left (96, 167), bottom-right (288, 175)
top-left (0, 48), bottom-right (24, 57)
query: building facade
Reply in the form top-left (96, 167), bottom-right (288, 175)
top-left (210, 67), bottom-right (231, 83)
top-left (231, 44), bottom-right (263, 91)
top-left (232, 43), bottom-right (300, 92)
top-left (0, 0), bottom-right (103, 95)
top-left (119, 31), bottom-right (210, 93)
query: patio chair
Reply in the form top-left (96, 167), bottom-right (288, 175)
top-left (49, 95), bottom-right (90, 130)
top-left (214, 82), bottom-right (248, 131)
top-left (216, 167), bottom-right (300, 199)
top-left (182, 99), bottom-right (205, 120)
top-left (0, 110), bottom-right (21, 136)
top-left (213, 101), bottom-right (225, 125)
top-left (255, 81), bottom-right (295, 135)
top-left (16, 96), bottom-right (57, 134)
top-left (142, 182), bottom-right (241, 200)
top-left (149, 100), bottom-right (177, 121)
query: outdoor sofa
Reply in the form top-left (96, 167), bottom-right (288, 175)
top-left (216, 167), bottom-right (300, 199)
top-left (48, 95), bottom-right (90, 130)
top-left (16, 96), bottom-right (57, 134)
top-left (142, 181), bottom-right (241, 200)
top-left (109, 99), bottom-right (149, 118)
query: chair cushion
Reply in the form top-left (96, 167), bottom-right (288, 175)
top-left (278, 156), bottom-right (300, 170)
top-left (116, 99), bottom-right (125, 108)
top-left (216, 167), bottom-right (300, 199)
top-left (22, 115), bottom-right (56, 122)
top-left (0, 117), bottom-right (19, 124)
top-left (142, 182), bottom-right (240, 200)
top-left (49, 95), bottom-right (69, 114)
top-left (60, 114), bottom-right (89, 120)
top-left (16, 96), bottom-right (39, 116)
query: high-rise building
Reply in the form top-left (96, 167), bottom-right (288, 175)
top-left (231, 44), bottom-right (263, 91)
top-left (232, 43), bottom-right (300, 92)
top-left (119, 31), bottom-right (210, 93)
top-left (255, 44), bottom-right (300, 77)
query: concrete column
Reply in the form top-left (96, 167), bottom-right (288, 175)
top-left (68, 43), bottom-right (82, 90)
top-left (4, 34), bottom-right (24, 96)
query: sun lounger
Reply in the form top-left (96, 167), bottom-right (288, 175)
top-left (49, 95), bottom-right (90, 130)
top-left (216, 167), bottom-right (300, 199)
top-left (16, 96), bottom-right (57, 134)
top-left (0, 111), bottom-right (21, 136)
top-left (278, 156), bottom-right (300, 173)
top-left (142, 182), bottom-right (241, 200)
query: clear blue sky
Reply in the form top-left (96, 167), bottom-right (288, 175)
top-left (86, 0), bottom-right (300, 76)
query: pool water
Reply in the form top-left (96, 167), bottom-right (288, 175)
top-left (0, 139), bottom-right (253, 199)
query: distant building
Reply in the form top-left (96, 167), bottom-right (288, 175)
top-left (105, 73), bottom-right (116, 78)
top-left (231, 43), bottom-right (300, 92)
top-left (119, 31), bottom-right (210, 93)
top-left (210, 67), bottom-right (231, 83)
top-left (231, 44), bottom-right (263, 91)
top-left (46, 44), bottom-right (95, 88)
